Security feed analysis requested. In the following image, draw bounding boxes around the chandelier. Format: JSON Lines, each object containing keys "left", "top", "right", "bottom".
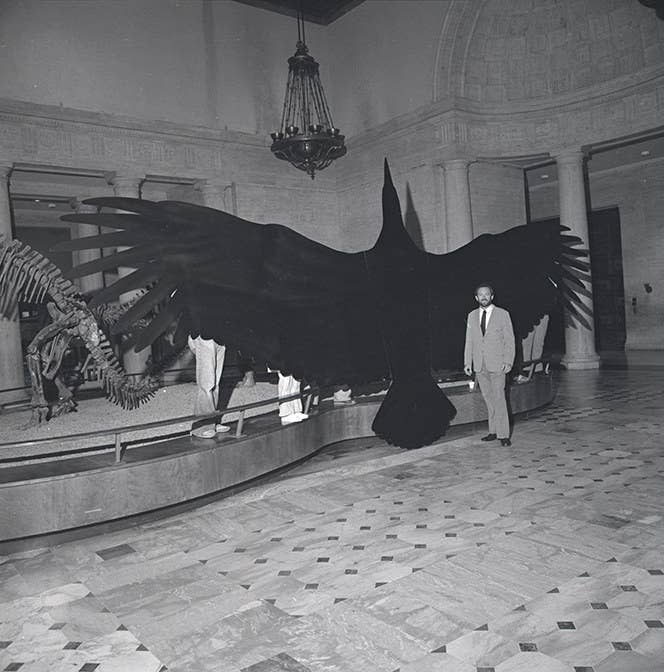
{"left": 270, "top": 7, "right": 346, "bottom": 179}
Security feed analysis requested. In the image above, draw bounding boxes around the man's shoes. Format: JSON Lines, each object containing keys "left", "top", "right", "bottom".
{"left": 500, "top": 438, "right": 511, "bottom": 447}
{"left": 191, "top": 425, "right": 216, "bottom": 439}
{"left": 481, "top": 433, "right": 497, "bottom": 442}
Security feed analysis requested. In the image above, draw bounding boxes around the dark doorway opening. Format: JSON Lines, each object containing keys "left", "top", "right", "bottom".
{"left": 532, "top": 207, "right": 626, "bottom": 356}
{"left": 588, "top": 207, "right": 626, "bottom": 352}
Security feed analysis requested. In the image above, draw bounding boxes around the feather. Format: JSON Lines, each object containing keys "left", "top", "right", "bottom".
{"left": 172, "top": 313, "right": 190, "bottom": 349}
{"left": 64, "top": 246, "right": 154, "bottom": 279}
{"left": 51, "top": 230, "right": 136, "bottom": 252}
{"left": 559, "top": 265, "right": 588, "bottom": 289}
{"left": 60, "top": 212, "right": 155, "bottom": 231}
{"left": 560, "top": 246, "right": 589, "bottom": 258}
{"left": 88, "top": 266, "right": 163, "bottom": 307}
{"left": 560, "top": 255, "right": 591, "bottom": 272}
{"left": 562, "top": 300, "right": 593, "bottom": 330}
{"left": 560, "top": 233, "right": 584, "bottom": 245}
{"left": 83, "top": 197, "right": 199, "bottom": 227}
{"left": 566, "top": 294, "right": 594, "bottom": 317}
{"left": 158, "top": 201, "right": 257, "bottom": 230}
{"left": 132, "top": 293, "right": 187, "bottom": 352}
{"left": 111, "top": 279, "right": 178, "bottom": 334}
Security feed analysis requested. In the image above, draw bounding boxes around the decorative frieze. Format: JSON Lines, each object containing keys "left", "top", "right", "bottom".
{"left": 348, "top": 68, "right": 664, "bottom": 169}
{"left": 439, "top": 119, "right": 468, "bottom": 146}
{"left": 0, "top": 99, "right": 277, "bottom": 184}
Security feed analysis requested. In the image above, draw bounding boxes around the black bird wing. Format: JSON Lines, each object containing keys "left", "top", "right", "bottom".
{"left": 426, "top": 223, "right": 591, "bottom": 372}
{"left": 55, "top": 199, "right": 389, "bottom": 387}
{"left": 53, "top": 162, "right": 590, "bottom": 450}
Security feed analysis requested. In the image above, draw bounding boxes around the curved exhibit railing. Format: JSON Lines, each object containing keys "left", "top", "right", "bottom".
{"left": 0, "top": 371, "right": 554, "bottom": 545}
{"left": 1, "top": 389, "right": 311, "bottom": 465}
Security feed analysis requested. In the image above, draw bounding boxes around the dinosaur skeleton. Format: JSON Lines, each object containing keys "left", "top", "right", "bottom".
{"left": 0, "top": 238, "right": 158, "bottom": 424}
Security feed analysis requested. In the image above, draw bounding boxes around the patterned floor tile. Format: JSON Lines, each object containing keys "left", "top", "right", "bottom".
{"left": 2, "top": 369, "right": 664, "bottom": 671}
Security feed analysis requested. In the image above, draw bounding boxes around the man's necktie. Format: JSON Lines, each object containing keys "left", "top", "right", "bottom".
{"left": 481, "top": 309, "right": 487, "bottom": 336}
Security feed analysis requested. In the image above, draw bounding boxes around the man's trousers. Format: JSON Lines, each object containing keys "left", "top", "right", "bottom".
{"left": 277, "top": 372, "right": 302, "bottom": 418}
{"left": 188, "top": 335, "right": 226, "bottom": 416}
{"left": 476, "top": 369, "right": 510, "bottom": 439}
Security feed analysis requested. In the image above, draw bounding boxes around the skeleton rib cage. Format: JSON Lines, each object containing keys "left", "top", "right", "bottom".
{"left": 0, "top": 238, "right": 157, "bottom": 410}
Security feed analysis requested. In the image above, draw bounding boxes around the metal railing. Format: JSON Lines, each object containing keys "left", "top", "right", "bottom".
{"left": 0, "top": 388, "right": 318, "bottom": 465}
{"left": 515, "top": 357, "right": 551, "bottom": 382}
{"left": 0, "top": 366, "right": 550, "bottom": 467}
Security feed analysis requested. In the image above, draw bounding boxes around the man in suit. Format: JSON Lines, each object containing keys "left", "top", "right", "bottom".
{"left": 464, "top": 283, "right": 515, "bottom": 446}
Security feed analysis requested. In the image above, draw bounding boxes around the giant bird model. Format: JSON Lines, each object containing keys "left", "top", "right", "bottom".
{"left": 53, "top": 161, "right": 590, "bottom": 449}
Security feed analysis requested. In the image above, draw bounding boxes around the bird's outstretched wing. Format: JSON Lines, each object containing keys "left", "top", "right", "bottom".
{"left": 53, "top": 162, "right": 590, "bottom": 451}
{"left": 426, "top": 223, "right": 590, "bottom": 372}
{"left": 55, "top": 199, "right": 389, "bottom": 387}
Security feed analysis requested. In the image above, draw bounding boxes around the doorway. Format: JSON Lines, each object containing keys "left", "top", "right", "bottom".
{"left": 587, "top": 207, "right": 626, "bottom": 352}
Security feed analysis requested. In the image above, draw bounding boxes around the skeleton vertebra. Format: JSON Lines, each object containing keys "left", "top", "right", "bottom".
{"left": 0, "top": 239, "right": 157, "bottom": 423}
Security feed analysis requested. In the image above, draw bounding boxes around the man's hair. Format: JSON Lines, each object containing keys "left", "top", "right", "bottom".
{"left": 474, "top": 282, "right": 494, "bottom": 295}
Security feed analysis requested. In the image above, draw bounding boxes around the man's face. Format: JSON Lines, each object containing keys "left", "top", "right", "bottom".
{"left": 475, "top": 287, "right": 493, "bottom": 307}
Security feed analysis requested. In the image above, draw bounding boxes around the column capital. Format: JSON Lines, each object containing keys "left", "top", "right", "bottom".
{"left": 0, "top": 164, "right": 13, "bottom": 181}
{"left": 442, "top": 158, "right": 472, "bottom": 172}
{"left": 195, "top": 179, "right": 231, "bottom": 210}
{"left": 435, "top": 150, "right": 475, "bottom": 167}
{"left": 69, "top": 197, "right": 99, "bottom": 213}
{"left": 552, "top": 148, "right": 588, "bottom": 164}
{"left": 105, "top": 173, "right": 144, "bottom": 195}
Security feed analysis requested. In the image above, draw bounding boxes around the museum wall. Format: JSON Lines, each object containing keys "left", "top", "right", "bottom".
{"left": 324, "top": 0, "right": 446, "bottom": 137}
{"left": 335, "top": 157, "right": 444, "bottom": 254}
{"left": 0, "top": 0, "right": 331, "bottom": 136}
{"left": 1, "top": 0, "right": 663, "bottom": 337}
{"left": 3, "top": 1, "right": 663, "bottom": 224}
{"left": 332, "top": 157, "right": 527, "bottom": 255}
{"left": 469, "top": 163, "right": 527, "bottom": 237}
{"left": 9, "top": 0, "right": 660, "bottom": 142}
{"left": 1, "top": 0, "right": 340, "bottom": 241}
{"left": 528, "top": 158, "right": 664, "bottom": 350}
{"left": 328, "top": 0, "right": 664, "bottom": 131}
{"left": 330, "top": 0, "right": 664, "bottom": 256}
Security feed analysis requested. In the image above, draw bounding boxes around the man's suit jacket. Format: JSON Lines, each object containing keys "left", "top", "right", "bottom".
{"left": 464, "top": 306, "right": 515, "bottom": 373}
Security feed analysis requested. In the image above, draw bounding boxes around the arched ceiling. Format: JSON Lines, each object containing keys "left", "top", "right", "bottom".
{"left": 435, "top": 0, "right": 664, "bottom": 107}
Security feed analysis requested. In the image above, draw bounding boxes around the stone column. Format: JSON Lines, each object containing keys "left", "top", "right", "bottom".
{"left": 70, "top": 199, "right": 104, "bottom": 295}
{"left": 442, "top": 159, "right": 474, "bottom": 251}
{"left": 108, "top": 175, "right": 149, "bottom": 375}
{"left": 556, "top": 150, "right": 600, "bottom": 369}
{"left": 0, "top": 165, "right": 28, "bottom": 404}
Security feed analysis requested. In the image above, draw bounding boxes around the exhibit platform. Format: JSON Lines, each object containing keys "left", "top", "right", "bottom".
{"left": 0, "top": 374, "right": 554, "bottom": 545}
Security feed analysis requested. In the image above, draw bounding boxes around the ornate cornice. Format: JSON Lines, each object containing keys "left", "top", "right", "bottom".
{"left": 343, "top": 64, "right": 664, "bottom": 176}
{"left": 0, "top": 98, "right": 268, "bottom": 147}
{"left": 0, "top": 98, "right": 340, "bottom": 190}
{"left": 2, "top": 57, "right": 663, "bottom": 192}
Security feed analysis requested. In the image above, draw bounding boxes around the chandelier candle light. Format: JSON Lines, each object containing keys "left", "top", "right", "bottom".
{"left": 270, "top": 7, "right": 346, "bottom": 179}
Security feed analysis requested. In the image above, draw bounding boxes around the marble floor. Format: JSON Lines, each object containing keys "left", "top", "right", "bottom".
{"left": 1, "top": 368, "right": 664, "bottom": 672}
